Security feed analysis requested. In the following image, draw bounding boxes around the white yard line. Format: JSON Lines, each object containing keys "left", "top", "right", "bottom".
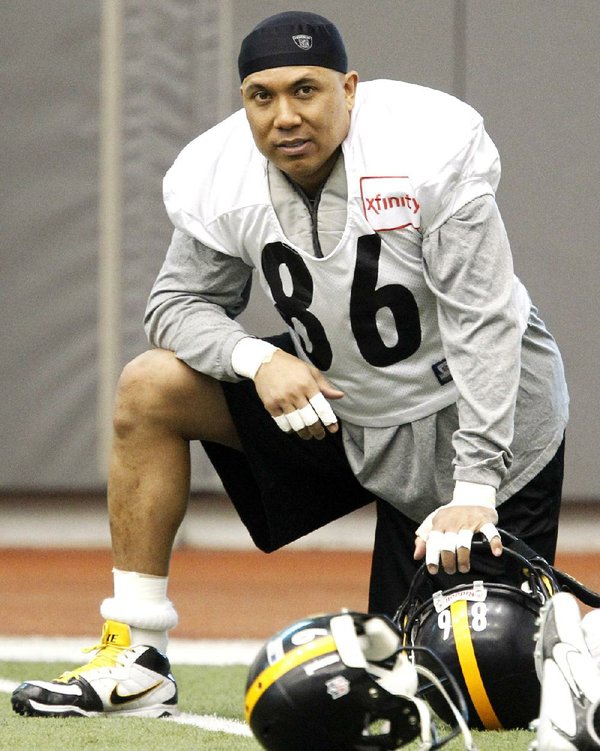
{"left": 167, "top": 712, "right": 252, "bottom": 736}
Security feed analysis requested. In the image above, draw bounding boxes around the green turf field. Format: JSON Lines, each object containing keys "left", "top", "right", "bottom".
{"left": 0, "top": 660, "right": 536, "bottom": 750}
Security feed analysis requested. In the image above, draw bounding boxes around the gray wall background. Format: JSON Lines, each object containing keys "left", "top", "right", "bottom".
{"left": 2, "top": 1, "right": 599, "bottom": 498}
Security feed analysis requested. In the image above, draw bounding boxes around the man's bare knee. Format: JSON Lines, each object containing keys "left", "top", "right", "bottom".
{"left": 113, "top": 349, "right": 241, "bottom": 448}
{"left": 114, "top": 350, "right": 184, "bottom": 425}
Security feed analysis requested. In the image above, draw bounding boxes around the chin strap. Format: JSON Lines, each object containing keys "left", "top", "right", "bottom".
{"left": 500, "top": 531, "right": 600, "bottom": 608}
{"left": 552, "top": 568, "right": 600, "bottom": 608}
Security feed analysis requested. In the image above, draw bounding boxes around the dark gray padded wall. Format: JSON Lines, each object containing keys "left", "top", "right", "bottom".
{"left": 1, "top": 2, "right": 100, "bottom": 487}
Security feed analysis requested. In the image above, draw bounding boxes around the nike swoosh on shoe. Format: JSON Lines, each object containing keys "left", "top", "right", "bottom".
{"left": 110, "top": 681, "right": 163, "bottom": 706}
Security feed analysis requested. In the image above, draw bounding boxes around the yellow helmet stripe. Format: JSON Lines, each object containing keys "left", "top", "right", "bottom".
{"left": 450, "top": 600, "right": 502, "bottom": 730}
{"left": 244, "top": 635, "right": 338, "bottom": 722}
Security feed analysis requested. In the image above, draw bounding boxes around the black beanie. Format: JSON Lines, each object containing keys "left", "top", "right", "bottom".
{"left": 238, "top": 11, "right": 348, "bottom": 82}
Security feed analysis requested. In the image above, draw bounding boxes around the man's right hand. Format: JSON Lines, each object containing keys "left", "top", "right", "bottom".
{"left": 253, "top": 349, "right": 344, "bottom": 440}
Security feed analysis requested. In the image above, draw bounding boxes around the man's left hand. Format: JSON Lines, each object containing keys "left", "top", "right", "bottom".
{"left": 414, "top": 504, "right": 502, "bottom": 575}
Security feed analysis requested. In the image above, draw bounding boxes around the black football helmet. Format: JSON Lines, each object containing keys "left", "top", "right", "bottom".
{"left": 395, "top": 530, "right": 561, "bottom": 731}
{"left": 244, "top": 610, "right": 475, "bottom": 751}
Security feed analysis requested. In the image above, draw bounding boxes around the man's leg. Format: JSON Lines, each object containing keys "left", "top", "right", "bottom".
{"left": 12, "top": 348, "right": 239, "bottom": 718}
{"left": 368, "top": 501, "right": 420, "bottom": 617}
{"left": 98, "top": 348, "right": 243, "bottom": 648}
{"left": 107, "top": 348, "right": 241, "bottom": 575}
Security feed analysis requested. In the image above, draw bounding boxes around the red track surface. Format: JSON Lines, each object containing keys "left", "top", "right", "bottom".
{"left": 2, "top": 548, "right": 599, "bottom": 640}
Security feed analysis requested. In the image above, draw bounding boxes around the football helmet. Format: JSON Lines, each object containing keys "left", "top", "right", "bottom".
{"left": 244, "top": 610, "right": 475, "bottom": 751}
{"left": 395, "top": 530, "right": 560, "bottom": 731}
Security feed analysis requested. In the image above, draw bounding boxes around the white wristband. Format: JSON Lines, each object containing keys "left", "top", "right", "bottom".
{"left": 450, "top": 481, "right": 496, "bottom": 509}
{"left": 231, "top": 337, "right": 279, "bottom": 380}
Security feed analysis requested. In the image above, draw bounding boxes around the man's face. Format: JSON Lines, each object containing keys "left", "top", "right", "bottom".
{"left": 241, "top": 66, "right": 358, "bottom": 195}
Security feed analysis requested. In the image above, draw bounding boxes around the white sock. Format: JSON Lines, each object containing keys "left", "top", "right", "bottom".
{"left": 100, "top": 569, "right": 178, "bottom": 655}
{"left": 113, "top": 568, "right": 169, "bottom": 602}
{"left": 128, "top": 626, "right": 168, "bottom": 656}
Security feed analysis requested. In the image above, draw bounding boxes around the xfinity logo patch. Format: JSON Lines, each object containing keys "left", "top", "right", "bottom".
{"left": 292, "top": 34, "right": 312, "bottom": 49}
{"left": 360, "top": 175, "right": 420, "bottom": 231}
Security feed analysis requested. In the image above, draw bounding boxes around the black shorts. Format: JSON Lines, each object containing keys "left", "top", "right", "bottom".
{"left": 201, "top": 333, "right": 565, "bottom": 617}
{"left": 201, "top": 334, "right": 375, "bottom": 553}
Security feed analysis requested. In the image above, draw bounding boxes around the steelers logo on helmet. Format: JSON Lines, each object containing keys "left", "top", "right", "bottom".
{"left": 244, "top": 610, "right": 475, "bottom": 751}
{"left": 394, "top": 529, "right": 561, "bottom": 731}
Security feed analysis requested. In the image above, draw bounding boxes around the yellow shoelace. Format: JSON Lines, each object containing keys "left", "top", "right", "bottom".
{"left": 56, "top": 640, "right": 128, "bottom": 683}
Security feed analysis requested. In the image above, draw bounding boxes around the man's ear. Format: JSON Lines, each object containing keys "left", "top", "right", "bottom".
{"left": 344, "top": 70, "right": 359, "bottom": 110}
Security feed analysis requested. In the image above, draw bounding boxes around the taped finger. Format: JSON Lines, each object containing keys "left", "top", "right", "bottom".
{"left": 309, "top": 393, "right": 338, "bottom": 426}
{"left": 479, "top": 522, "right": 500, "bottom": 542}
{"left": 441, "top": 532, "right": 458, "bottom": 553}
{"left": 285, "top": 410, "right": 306, "bottom": 432}
{"left": 297, "top": 403, "right": 320, "bottom": 426}
{"left": 426, "top": 530, "right": 444, "bottom": 569}
{"left": 457, "top": 529, "right": 473, "bottom": 550}
{"left": 272, "top": 414, "right": 292, "bottom": 432}
{"left": 415, "top": 510, "right": 436, "bottom": 542}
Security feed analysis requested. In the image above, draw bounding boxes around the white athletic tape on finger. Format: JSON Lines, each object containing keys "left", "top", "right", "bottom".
{"left": 273, "top": 414, "right": 293, "bottom": 432}
{"left": 479, "top": 522, "right": 500, "bottom": 542}
{"left": 298, "top": 404, "right": 320, "bottom": 426}
{"left": 309, "top": 393, "right": 337, "bottom": 426}
{"left": 415, "top": 510, "right": 436, "bottom": 542}
{"left": 426, "top": 531, "right": 443, "bottom": 568}
{"left": 441, "top": 532, "right": 458, "bottom": 553}
{"left": 457, "top": 529, "right": 473, "bottom": 550}
{"left": 286, "top": 410, "right": 306, "bottom": 432}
